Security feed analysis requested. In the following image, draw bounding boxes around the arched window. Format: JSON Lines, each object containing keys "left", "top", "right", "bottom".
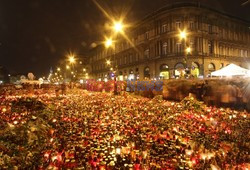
{"left": 174, "top": 63, "right": 185, "bottom": 78}
{"left": 162, "top": 42, "right": 168, "bottom": 55}
{"left": 128, "top": 69, "right": 134, "bottom": 80}
{"left": 175, "top": 63, "right": 185, "bottom": 70}
{"left": 144, "top": 67, "right": 150, "bottom": 79}
{"left": 135, "top": 68, "right": 139, "bottom": 80}
{"left": 208, "top": 63, "right": 216, "bottom": 71}
{"left": 191, "top": 62, "right": 200, "bottom": 77}
{"left": 160, "top": 64, "right": 169, "bottom": 79}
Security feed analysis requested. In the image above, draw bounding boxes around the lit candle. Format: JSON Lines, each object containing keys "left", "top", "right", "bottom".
{"left": 116, "top": 148, "right": 121, "bottom": 155}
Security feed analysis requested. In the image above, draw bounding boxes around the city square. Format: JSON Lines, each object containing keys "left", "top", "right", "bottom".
{"left": 1, "top": 0, "right": 250, "bottom": 169}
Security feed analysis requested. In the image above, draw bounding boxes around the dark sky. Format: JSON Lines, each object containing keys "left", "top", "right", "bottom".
{"left": 0, "top": 0, "right": 249, "bottom": 77}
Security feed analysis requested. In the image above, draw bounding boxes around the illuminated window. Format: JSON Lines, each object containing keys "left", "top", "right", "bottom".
{"left": 144, "top": 49, "right": 150, "bottom": 58}
{"left": 162, "top": 42, "right": 168, "bottom": 55}
{"left": 162, "top": 24, "right": 168, "bottom": 33}
{"left": 160, "top": 64, "right": 169, "bottom": 79}
{"left": 144, "top": 67, "right": 150, "bottom": 79}
{"left": 208, "top": 63, "right": 216, "bottom": 71}
{"left": 240, "top": 50, "right": 244, "bottom": 57}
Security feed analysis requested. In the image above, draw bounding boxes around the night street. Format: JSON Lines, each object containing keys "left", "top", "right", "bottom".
{"left": 1, "top": 0, "right": 250, "bottom": 169}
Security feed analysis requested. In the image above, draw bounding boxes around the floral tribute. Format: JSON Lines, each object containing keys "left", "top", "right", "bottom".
{"left": 0, "top": 89, "right": 249, "bottom": 169}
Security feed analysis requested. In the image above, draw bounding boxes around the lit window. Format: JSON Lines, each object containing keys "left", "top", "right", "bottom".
{"left": 162, "top": 42, "right": 168, "bottom": 55}
{"left": 208, "top": 63, "right": 216, "bottom": 71}
{"left": 144, "top": 49, "right": 150, "bottom": 58}
{"left": 162, "top": 24, "right": 168, "bottom": 33}
{"left": 240, "top": 50, "right": 244, "bottom": 57}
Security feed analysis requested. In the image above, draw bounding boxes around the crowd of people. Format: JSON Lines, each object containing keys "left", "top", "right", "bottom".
{"left": 0, "top": 88, "right": 249, "bottom": 169}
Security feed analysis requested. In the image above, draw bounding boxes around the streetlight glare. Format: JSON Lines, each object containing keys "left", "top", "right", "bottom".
{"left": 57, "top": 67, "right": 61, "bottom": 72}
{"left": 66, "top": 65, "right": 70, "bottom": 70}
{"left": 179, "top": 30, "right": 187, "bottom": 39}
{"left": 105, "top": 38, "right": 113, "bottom": 48}
{"left": 69, "top": 56, "right": 76, "bottom": 64}
{"left": 106, "top": 60, "right": 111, "bottom": 65}
{"left": 113, "top": 21, "right": 124, "bottom": 33}
{"left": 186, "top": 47, "right": 192, "bottom": 54}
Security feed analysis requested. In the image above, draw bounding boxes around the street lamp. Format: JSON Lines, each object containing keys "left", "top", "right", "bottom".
{"left": 102, "top": 20, "right": 126, "bottom": 95}
{"left": 113, "top": 21, "right": 124, "bottom": 33}
{"left": 57, "top": 67, "right": 61, "bottom": 72}
{"left": 186, "top": 47, "right": 192, "bottom": 54}
{"left": 106, "top": 59, "right": 111, "bottom": 66}
{"left": 69, "top": 56, "right": 76, "bottom": 64}
{"left": 66, "top": 65, "right": 70, "bottom": 70}
{"left": 179, "top": 30, "right": 189, "bottom": 78}
{"left": 105, "top": 38, "right": 113, "bottom": 48}
{"left": 179, "top": 30, "right": 187, "bottom": 40}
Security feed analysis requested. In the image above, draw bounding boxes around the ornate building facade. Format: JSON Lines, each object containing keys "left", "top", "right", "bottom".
{"left": 89, "top": 3, "right": 250, "bottom": 80}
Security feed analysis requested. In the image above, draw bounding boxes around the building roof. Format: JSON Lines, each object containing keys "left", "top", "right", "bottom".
{"left": 139, "top": 2, "right": 250, "bottom": 25}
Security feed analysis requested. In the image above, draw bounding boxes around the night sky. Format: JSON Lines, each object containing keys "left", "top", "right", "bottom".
{"left": 0, "top": 0, "right": 249, "bottom": 77}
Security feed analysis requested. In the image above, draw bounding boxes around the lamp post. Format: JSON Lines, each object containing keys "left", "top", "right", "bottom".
{"left": 105, "top": 48, "right": 118, "bottom": 95}
{"left": 68, "top": 55, "right": 76, "bottom": 82}
{"left": 103, "top": 20, "right": 125, "bottom": 95}
{"left": 179, "top": 30, "right": 192, "bottom": 78}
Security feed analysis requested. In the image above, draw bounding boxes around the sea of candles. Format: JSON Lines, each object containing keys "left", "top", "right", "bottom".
{"left": 0, "top": 88, "right": 249, "bottom": 169}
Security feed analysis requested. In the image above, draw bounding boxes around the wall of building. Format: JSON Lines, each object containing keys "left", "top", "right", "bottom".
{"left": 89, "top": 3, "right": 250, "bottom": 80}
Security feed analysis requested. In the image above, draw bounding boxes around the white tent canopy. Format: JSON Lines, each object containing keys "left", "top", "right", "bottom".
{"left": 211, "top": 64, "right": 250, "bottom": 77}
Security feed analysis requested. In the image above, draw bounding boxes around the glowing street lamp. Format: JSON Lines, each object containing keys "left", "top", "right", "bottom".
{"left": 186, "top": 47, "right": 192, "bottom": 54}
{"left": 69, "top": 56, "right": 76, "bottom": 64}
{"left": 105, "top": 38, "right": 113, "bottom": 48}
{"left": 106, "top": 60, "right": 111, "bottom": 65}
{"left": 57, "top": 67, "right": 61, "bottom": 72}
{"left": 113, "top": 21, "right": 124, "bottom": 33}
{"left": 66, "top": 65, "right": 70, "bottom": 70}
{"left": 179, "top": 30, "right": 187, "bottom": 40}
